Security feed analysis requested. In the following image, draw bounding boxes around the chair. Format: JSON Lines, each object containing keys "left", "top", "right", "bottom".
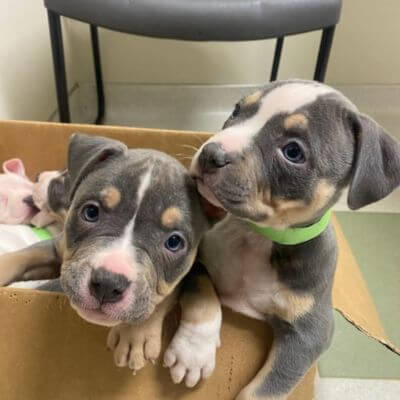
{"left": 44, "top": 0, "right": 342, "bottom": 124}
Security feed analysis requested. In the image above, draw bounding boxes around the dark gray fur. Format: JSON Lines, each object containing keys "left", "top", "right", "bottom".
{"left": 194, "top": 79, "right": 400, "bottom": 398}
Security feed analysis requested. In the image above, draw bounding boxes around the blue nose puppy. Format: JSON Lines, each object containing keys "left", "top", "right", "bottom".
{"left": 164, "top": 80, "right": 400, "bottom": 399}
{"left": 0, "top": 133, "right": 214, "bottom": 376}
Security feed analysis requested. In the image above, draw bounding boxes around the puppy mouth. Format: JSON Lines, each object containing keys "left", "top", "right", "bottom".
{"left": 64, "top": 280, "right": 128, "bottom": 327}
{"left": 71, "top": 304, "right": 120, "bottom": 327}
{"left": 62, "top": 266, "right": 151, "bottom": 327}
{"left": 196, "top": 174, "right": 248, "bottom": 210}
{"left": 195, "top": 177, "right": 228, "bottom": 221}
{"left": 196, "top": 178, "right": 225, "bottom": 209}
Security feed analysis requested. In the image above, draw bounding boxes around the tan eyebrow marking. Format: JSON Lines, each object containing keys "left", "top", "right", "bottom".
{"left": 100, "top": 186, "right": 121, "bottom": 209}
{"left": 161, "top": 206, "right": 183, "bottom": 228}
{"left": 284, "top": 113, "right": 309, "bottom": 130}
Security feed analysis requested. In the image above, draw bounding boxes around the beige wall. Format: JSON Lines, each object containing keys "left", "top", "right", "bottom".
{"left": 0, "top": 0, "right": 399, "bottom": 120}
{"left": 66, "top": 0, "right": 400, "bottom": 86}
{"left": 0, "top": 0, "right": 75, "bottom": 121}
{"left": 327, "top": 0, "right": 400, "bottom": 84}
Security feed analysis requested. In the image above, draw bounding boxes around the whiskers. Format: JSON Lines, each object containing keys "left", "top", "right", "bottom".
{"left": 180, "top": 144, "right": 200, "bottom": 153}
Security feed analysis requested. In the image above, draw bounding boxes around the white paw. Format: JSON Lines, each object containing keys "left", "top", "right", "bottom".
{"left": 163, "top": 314, "right": 221, "bottom": 388}
{"left": 107, "top": 323, "right": 162, "bottom": 374}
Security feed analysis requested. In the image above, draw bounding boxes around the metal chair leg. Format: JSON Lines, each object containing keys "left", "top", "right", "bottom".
{"left": 90, "top": 25, "right": 105, "bottom": 125}
{"left": 314, "top": 25, "right": 336, "bottom": 82}
{"left": 270, "top": 37, "right": 284, "bottom": 81}
{"left": 47, "top": 10, "right": 70, "bottom": 123}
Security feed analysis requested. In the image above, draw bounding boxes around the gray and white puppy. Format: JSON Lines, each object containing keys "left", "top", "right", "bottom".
{"left": 163, "top": 80, "right": 400, "bottom": 399}
{"left": 0, "top": 133, "right": 214, "bottom": 374}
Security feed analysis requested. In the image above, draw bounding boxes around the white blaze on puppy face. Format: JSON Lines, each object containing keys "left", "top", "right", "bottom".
{"left": 92, "top": 167, "right": 154, "bottom": 281}
{"left": 202, "top": 83, "right": 340, "bottom": 158}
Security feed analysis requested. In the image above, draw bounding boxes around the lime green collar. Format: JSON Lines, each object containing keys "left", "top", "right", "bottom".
{"left": 248, "top": 210, "right": 332, "bottom": 245}
{"left": 31, "top": 226, "right": 53, "bottom": 241}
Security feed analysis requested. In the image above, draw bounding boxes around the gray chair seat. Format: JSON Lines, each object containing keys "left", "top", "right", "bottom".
{"left": 45, "top": 0, "right": 342, "bottom": 41}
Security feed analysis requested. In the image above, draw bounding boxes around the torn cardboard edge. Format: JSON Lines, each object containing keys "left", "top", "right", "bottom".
{"left": 331, "top": 216, "right": 399, "bottom": 357}
{"left": 335, "top": 308, "right": 400, "bottom": 355}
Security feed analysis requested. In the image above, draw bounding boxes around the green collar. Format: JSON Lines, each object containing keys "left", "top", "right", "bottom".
{"left": 31, "top": 227, "right": 53, "bottom": 241}
{"left": 248, "top": 210, "right": 332, "bottom": 245}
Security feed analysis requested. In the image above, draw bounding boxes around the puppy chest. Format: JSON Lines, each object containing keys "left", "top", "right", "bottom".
{"left": 201, "top": 219, "right": 281, "bottom": 320}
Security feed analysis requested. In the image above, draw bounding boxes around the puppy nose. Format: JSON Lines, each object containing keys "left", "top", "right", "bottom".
{"left": 89, "top": 267, "right": 130, "bottom": 304}
{"left": 199, "top": 142, "right": 231, "bottom": 173}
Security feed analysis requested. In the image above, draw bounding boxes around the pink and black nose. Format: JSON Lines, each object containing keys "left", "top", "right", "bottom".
{"left": 89, "top": 268, "right": 130, "bottom": 304}
{"left": 198, "top": 142, "right": 232, "bottom": 174}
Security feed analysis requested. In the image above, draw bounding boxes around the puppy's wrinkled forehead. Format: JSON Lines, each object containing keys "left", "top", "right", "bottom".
{"left": 72, "top": 149, "right": 196, "bottom": 233}
{"left": 219, "top": 80, "right": 355, "bottom": 151}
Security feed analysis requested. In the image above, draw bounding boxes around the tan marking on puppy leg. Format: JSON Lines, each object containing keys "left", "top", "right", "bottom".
{"left": 283, "top": 113, "right": 309, "bottom": 130}
{"left": 161, "top": 206, "right": 183, "bottom": 228}
{"left": 244, "top": 90, "right": 264, "bottom": 106}
{"left": 181, "top": 274, "right": 221, "bottom": 324}
{"left": 100, "top": 186, "right": 121, "bottom": 209}
{"left": 273, "top": 288, "right": 315, "bottom": 323}
{"left": 263, "top": 179, "right": 335, "bottom": 228}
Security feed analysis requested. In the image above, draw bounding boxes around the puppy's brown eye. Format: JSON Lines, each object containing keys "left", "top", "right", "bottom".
{"left": 282, "top": 142, "right": 305, "bottom": 164}
{"left": 232, "top": 103, "right": 240, "bottom": 117}
{"left": 82, "top": 203, "right": 99, "bottom": 223}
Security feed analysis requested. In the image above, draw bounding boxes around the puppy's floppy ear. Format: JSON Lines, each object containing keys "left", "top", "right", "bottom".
{"left": 68, "top": 133, "right": 128, "bottom": 200}
{"left": 347, "top": 112, "right": 400, "bottom": 210}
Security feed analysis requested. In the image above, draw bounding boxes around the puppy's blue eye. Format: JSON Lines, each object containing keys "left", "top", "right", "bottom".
{"left": 165, "top": 234, "right": 184, "bottom": 252}
{"left": 82, "top": 204, "right": 99, "bottom": 222}
{"left": 282, "top": 142, "right": 305, "bottom": 164}
{"left": 232, "top": 103, "right": 240, "bottom": 117}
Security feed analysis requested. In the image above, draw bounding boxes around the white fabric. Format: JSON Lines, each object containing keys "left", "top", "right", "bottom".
{"left": 0, "top": 224, "right": 40, "bottom": 254}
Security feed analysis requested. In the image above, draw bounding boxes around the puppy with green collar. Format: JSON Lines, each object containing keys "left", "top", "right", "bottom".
{"left": 165, "top": 80, "right": 400, "bottom": 399}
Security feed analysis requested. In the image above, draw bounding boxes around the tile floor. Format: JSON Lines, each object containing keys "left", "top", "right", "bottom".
{"left": 57, "top": 83, "right": 400, "bottom": 399}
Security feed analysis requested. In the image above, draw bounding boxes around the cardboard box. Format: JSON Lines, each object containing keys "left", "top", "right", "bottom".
{"left": 0, "top": 120, "right": 397, "bottom": 400}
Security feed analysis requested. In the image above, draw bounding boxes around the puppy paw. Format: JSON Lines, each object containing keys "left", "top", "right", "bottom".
{"left": 163, "top": 316, "right": 221, "bottom": 388}
{"left": 107, "top": 322, "right": 162, "bottom": 374}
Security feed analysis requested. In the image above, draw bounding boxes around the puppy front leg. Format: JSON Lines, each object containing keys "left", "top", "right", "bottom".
{"left": 237, "top": 310, "right": 333, "bottom": 400}
{"left": 107, "top": 291, "right": 177, "bottom": 374}
{"left": 0, "top": 239, "right": 61, "bottom": 286}
{"left": 164, "top": 263, "right": 222, "bottom": 388}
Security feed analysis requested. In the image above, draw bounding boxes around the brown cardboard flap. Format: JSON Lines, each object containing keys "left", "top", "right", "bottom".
{"left": 332, "top": 216, "right": 400, "bottom": 355}
{"left": 0, "top": 120, "right": 209, "bottom": 176}
{"left": 0, "top": 288, "right": 315, "bottom": 400}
